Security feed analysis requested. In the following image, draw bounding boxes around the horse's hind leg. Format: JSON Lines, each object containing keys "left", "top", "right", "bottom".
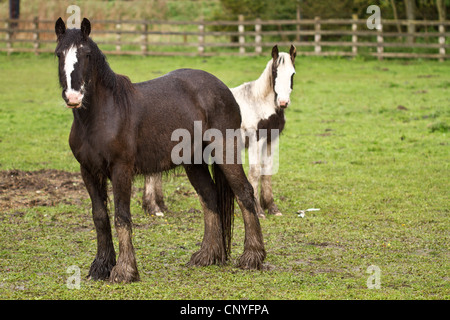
{"left": 218, "top": 163, "right": 266, "bottom": 269}
{"left": 247, "top": 133, "right": 266, "bottom": 219}
{"left": 260, "top": 175, "right": 282, "bottom": 216}
{"left": 248, "top": 164, "right": 265, "bottom": 219}
{"left": 109, "top": 164, "right": 140, "bottom": 283}
{"left": 142, "top": 173, "right": 167, "bottom": 216}
{"left": 81, "top": 166, "right": 116, "bottom": 280}
{"left": 184, "top": 164, "right": 227, "bottom": 266}
{"left": 259, "top": 141, "right": 282, "bottom": 216}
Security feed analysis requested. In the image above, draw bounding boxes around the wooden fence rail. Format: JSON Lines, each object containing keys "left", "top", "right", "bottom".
{"left": 0, "top": 16, "right": 448, "bottom": 60}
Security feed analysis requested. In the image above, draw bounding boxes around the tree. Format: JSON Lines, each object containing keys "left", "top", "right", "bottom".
{"left": 390, "top": 0, "right": 402, "bottom": 34}
{"left": 218, "top": 0, "right": 269, "bottom": 19}
{"left": 404, "top": 0, "right": 416, "bottom": 43}
{"left": 436, "top": 0, "right": 447, "bottom": 21}
{"left": 9, "top": 0, "right": 20, "bottom": 28}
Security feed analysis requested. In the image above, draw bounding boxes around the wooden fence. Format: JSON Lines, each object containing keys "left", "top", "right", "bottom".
{"left": 0, "top": 16, "right": 449, "bottom": 60}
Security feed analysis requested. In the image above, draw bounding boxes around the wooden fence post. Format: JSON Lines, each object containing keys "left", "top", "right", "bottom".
{"left": 377, "top": 22, "right": 384, "bottom": 60}
{"left": 116, "top": 21, "right": 121, "bottom": 53}
{"left": 351, "top": 14, "right": 358, "bottom": 56}
{"left": 238, "top": 14, "right": 245, "bottom": 55}
{"left": 296, "top": 3, "right": 301, "bottom": 42}
{"left": 314, "top": 16, "right": 321, "bottom": 54}
{"left": 438, "top": 23, "right": 446, "bottom": 62}
{"left": 406, "top": 20, "right": 415, "bottom": 44}
{"left": 255, "top": 18, "right": 262, "bottom": 54}
{"left": 5, "top": 20, "right": 12, "bottom": 56}
{"left": 141, "top": 21, "right": 148, "bottom": 55}
{"left": 198, "top": 20, "right": 204, "bottom": 56}
{"left": 33, "top": 16, "right": 39, "bottom": 55}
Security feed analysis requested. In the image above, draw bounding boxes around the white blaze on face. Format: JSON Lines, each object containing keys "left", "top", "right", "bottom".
{"left": 64, "top": 45, "right": 83, "bottom": 107}
{"left": 274, "top": 55, "right": 295, "bottom": 107}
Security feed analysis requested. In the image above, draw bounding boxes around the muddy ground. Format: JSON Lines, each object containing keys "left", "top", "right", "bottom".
{"left": 0, "top": 170, "right": 88, "bottom": 212}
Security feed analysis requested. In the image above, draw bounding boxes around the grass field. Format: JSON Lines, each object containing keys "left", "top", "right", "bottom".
{"left": 0, "top": 51, "right": 448, "bottom": 300}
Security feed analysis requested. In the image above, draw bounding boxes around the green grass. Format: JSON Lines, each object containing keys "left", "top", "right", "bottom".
{"left": 0, "top": 52, "right": 449, "bottom": 300}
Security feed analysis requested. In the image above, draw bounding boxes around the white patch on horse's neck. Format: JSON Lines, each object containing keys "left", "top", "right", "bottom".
{"left": 64, "top": 45, "right": 78, "bottom": 92}
{"left": 231, "top": 59, "right": 276, "bottom": 129}
{"left": 253, "top": 59, "right": 275, "bottom": 99}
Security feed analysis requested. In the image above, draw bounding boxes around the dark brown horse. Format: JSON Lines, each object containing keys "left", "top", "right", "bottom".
{"left": 55, "top": 17, "right": 265, "bottom": 283}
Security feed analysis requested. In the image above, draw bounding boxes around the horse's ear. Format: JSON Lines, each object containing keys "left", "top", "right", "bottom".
{"left": 289, "top": 45, "right": 297, "bottom": 63}
{"left": 81, "top": 18, "right": 91, "bottom": 40}
{"left": 55, "top": 17, "right": 66, "bottom": 39}
{"left": 271, "top": 45, "right": 279, "bottom": 61}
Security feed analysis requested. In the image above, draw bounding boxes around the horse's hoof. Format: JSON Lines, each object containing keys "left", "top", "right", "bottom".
{"left": 158, "top": 202, "right": 168, "bottom": 212}
{"left": 109, "top": 263, "right": 140, "bottom": 284}
{"left": 143, "top": 204, "right": 165, "bottom": 217}
{"left": 268, "top": 204, "right": 282, "bottom": 216}
{"left": 88, "top": 257, "right": 115, "bottom": 281}
{"left": 257, "top": 205, "right": 266, "bottom": 219}
{"left": 187, "top": 248, "right": 226, "bottom": 267}
{"left": 237, "top": 249, "right": 266, "bottom": 270}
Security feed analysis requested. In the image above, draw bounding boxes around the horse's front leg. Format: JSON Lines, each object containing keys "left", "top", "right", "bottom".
{"left": 109, "top": 165, "right": 140, "bottom": 283}
{"left": 81, "top": 166, "right": 116, "bottom": 280}
{"left": 142, "top": 173, "right": 167, "bottom": 216}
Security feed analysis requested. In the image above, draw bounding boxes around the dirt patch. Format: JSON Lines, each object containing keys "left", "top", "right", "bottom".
{"left": 0, "top": 169, "right": 88, "bottom": 211}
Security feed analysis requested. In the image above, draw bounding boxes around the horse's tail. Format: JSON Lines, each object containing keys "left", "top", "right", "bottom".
{"left": 212, "top": 163, "right": 235, "bottom": 259}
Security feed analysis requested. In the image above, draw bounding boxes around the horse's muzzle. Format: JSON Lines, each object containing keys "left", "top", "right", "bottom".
{"left": 65, "top": 91, "right": 84, "bottom": 109}
{"left": 277, "top": 98, "right": 290, "bottom": 109}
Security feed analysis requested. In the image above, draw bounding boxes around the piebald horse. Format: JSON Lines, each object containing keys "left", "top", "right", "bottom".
{"left": 143, "top": 45, "right": 296, "bottom": 219}
{"left": 55, "top": 17, "right": 265, "bottom": 283}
